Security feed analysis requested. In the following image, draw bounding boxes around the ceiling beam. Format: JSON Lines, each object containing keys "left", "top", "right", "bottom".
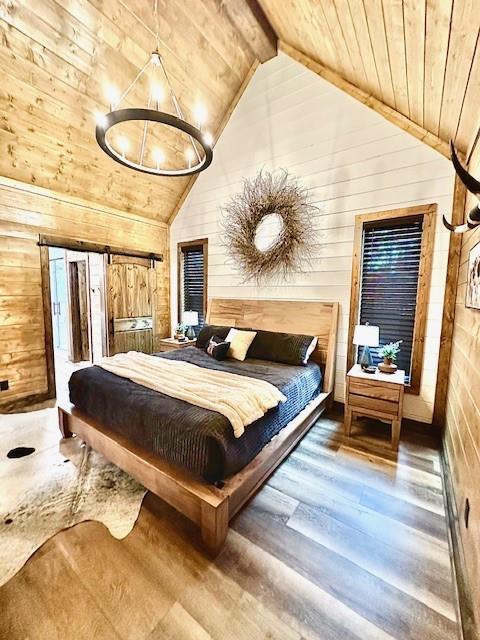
{"left": 221, "top": 0, "right": 277, "bottom": 63}
{"left": 168, "top": 60, "right": 260, "bottom": 226}
{"left": 280, "top": 41, "right": 450, "bottom": 159}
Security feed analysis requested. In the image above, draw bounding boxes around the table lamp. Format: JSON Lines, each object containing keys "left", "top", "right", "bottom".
{"left": 353, "top": 322, "right": 379, "bottom": 372}
{"left": 183, "top": 310, "right": 199, "bottom": 339}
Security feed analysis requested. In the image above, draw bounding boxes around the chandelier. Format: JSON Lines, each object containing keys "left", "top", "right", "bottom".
{"left": 94, "top": 0, "right": 213, "bottom": 177}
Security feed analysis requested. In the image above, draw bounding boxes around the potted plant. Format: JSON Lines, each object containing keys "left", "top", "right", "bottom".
{"left": 174, "top": 322, "right": 186, "bottom": 341}
{"left": 378, "top": 340, "right": 402, "bottom": 374}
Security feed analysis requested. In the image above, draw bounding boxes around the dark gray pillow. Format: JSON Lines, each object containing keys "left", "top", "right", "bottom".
{"left": 247, "top": 330, "right": 317, "bottom": 366}
{"left": 196, "top": 324, "right": 231, "bottom": 349}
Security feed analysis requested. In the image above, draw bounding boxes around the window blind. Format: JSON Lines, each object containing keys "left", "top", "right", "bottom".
{"left": 359, "top": 216, "right": 423, "bottom": 383}
{"left": 181, "top": 245, "right": 205, "bottom": 332}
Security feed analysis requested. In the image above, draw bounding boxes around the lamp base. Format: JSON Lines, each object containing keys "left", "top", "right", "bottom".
{"left": 361, "top": 365, "right": 377, "bottom": 374}
{"left": 186, "top": 326, "right": 196, "bottom": 340}
{"left": 359, "top": 345, "right": 373, "bottom": 370}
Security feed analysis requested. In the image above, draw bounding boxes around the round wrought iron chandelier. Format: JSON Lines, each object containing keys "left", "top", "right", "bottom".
{"left": 95, "top": 0, "right": 213, "bottom": 177}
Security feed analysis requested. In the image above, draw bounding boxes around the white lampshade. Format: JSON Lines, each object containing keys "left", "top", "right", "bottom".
{"left": 183, "top": 310, "right": 199, "bottom": 326}
{"left": 353, "top": 324, "right": 379, "bottom": 347}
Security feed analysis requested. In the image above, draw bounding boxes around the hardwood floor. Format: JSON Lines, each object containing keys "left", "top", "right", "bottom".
{"left": 0, "top": 412, "right": 461, "bottom": 640}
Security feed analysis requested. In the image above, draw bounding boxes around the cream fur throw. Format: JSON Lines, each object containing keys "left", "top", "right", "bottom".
{"left": 98, "top": 351, "right": 286, "bottom": 438}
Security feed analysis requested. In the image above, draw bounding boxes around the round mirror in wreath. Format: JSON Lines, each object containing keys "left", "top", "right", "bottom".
{"left": 221, "top": 170, "right": 318, "bottom": 282}
{"left": 254, "top": 213, "right": 284, "bottom": 252}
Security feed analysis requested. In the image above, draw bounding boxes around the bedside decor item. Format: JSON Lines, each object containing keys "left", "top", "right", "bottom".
{"left": 183, "top": 310, "right": 199, "bottom": 339}
{"left": 466, "top": 240, "right": 480, "bottom": 309}
{"left": 174, "top": 322, "right": 186, "bottom": 340}
{"left": 221, "top": 169, "right": 317, "bottom": 282}
{"left": 378, "top": 340, "right": 402, "bottom": 374}
{"left": 353, "top": 323, "right": 379, "bottom": 372}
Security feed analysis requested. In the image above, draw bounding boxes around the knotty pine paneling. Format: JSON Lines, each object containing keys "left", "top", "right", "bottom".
{"left": 444, "top": 141, "right": 480, "bottom": 634}
{"left": 171, "top": 53, "right": 455, "bottom": 423}
{"left": 0, "top": 177, "right": 169, "bottom": 410}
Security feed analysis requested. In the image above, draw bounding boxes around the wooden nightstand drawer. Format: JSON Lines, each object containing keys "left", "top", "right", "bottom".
{"left": 349, "top": 378, "right": 400, "bottom": 402}
{"left": 348, "top": 393, "right": 399, "bottom": 416}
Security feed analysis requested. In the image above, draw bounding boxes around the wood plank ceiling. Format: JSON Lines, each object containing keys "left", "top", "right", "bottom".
{"left": 0, "top": 0, "right": 262, "bottom": 223}
{"left": 2, "top": 0, "right": 480, "bottom": 225}
{"left": 258, "top": 0, "right": 480, "bottom": 160}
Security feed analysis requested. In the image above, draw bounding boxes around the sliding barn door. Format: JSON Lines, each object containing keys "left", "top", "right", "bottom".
{"left": 105, "top": 255, "right": 155, "bottom": 356}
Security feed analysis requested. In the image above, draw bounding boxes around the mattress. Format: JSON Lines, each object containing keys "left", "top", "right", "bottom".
{"left": 68, "top": 347, "right": 322, "bottom": 482}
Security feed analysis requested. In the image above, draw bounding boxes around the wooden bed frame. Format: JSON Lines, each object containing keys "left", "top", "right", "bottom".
{"left": 58, "top": 298, "right": 339, "bottom": 554}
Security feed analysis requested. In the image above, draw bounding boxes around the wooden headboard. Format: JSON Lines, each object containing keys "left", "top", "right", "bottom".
{"left": 206, "top": 298, "right": 339, "bottom": 395}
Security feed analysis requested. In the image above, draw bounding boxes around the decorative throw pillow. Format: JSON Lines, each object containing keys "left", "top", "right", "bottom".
{"left": 196, "top": 324, "right": 231, "bottom": 349}
{"left": 248, "top": 330, "right": 318, "bottom": 366}
{"left": 205, "top": 335, "right": 230, "bottom": 361}
{"left": 225, "top": 328, "right": 257, "bottom": 361}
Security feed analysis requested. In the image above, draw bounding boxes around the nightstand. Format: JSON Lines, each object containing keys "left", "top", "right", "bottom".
{"left": 157, "top": 337, "right": 196, "bottom": 352}
{"left": 345, "top": 364, "right": 405, "bottom": 450}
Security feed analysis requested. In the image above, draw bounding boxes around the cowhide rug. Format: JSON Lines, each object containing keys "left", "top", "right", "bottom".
{"left": 0, "top": 408, "right": 146, "bottom": 587}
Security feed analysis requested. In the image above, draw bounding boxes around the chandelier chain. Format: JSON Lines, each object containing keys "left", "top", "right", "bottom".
{"left": 154, "top": 0, "right": 161, "bottom": 52}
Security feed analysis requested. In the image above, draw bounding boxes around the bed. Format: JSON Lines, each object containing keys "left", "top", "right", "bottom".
{"left": 59, "top": 298, "right": 339, "bottom": 554}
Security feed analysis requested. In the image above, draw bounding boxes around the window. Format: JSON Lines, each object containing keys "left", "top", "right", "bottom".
{"left": 177, "top": 239, "right": 208, "bottom": 333}
{"left": 348, "top": 205, "right": 436, "bottom": 393}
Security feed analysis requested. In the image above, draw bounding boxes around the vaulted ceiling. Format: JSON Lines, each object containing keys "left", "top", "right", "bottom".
{"left": 258, "top": 0, "right": 480, "bottom": 159}
{"left": 1, "top": 0, "right": 479, "bottom": 226}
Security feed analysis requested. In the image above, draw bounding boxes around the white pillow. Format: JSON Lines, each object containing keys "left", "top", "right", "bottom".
{"left": 303, "top": 336, "right": 318, "bottom": 364}
{"left": 225, "top": 328, "right": 257, "bottom": 361}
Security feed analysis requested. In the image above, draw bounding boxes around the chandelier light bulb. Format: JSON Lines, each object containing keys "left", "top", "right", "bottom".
{"left": 203, "top": 131, "right": 213, "bottom": 147}
{"left": 193, "top": 103, "right": 207, "bottom": 127}
{"left": 152, "top": 148, "right": 165, "bottom": 167}
{"left": 94, "top": 111, "right": 108, "bottom": 128}
{"left": 105, "top": 84, "right": 119, "bottom": 110}
{"left": 151, "top": 84, "right": 164, "bottom": 106}
{"left": 185, "top": 147, "right": 195, "bottom": 167}
{"left": 117, "top": 136, "right": 130, "bottom": 157}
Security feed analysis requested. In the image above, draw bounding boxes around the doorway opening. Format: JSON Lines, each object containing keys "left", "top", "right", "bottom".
{"left": 43, "top": 244, "right": 159, "bottom": 406}
{"left": 48, "top": 248, "right": 106, "bottom": 403}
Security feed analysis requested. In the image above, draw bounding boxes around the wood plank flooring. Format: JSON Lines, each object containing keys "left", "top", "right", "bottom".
{"left": 0, "top": 411, "right": 461, "bottom": 640}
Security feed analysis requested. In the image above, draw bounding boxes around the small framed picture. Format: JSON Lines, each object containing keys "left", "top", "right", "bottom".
{"left": 466, "top": 240, "right": 480, "bottom": 310}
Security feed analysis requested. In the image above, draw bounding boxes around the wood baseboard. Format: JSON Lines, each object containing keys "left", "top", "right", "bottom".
{"left": 0, "top": 391, "right": 56, "bottom": 414}
{"left": 441, "top": 445, "right": 479, "bottom": 640}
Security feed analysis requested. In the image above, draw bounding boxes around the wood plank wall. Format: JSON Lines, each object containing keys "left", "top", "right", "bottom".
{"left": 0, "top": 177, "right": 169, "bottom": 410}
{"left": 444, "top": 141, "right": 480, "bottom": 633}
{"left": 170, "top": 53, "right": 455, "bottom": 423}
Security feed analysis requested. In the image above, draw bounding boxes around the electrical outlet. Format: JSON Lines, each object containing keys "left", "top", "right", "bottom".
{"left": 0, "top": 380, "right": 8, "bottom": 391}
{"left": 464, "top": 498, "right": 470, "bottom": 528}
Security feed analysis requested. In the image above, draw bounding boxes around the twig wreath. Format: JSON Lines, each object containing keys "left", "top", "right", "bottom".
{"left": 221, "top": 170, "right": 318, "bottom": 283}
